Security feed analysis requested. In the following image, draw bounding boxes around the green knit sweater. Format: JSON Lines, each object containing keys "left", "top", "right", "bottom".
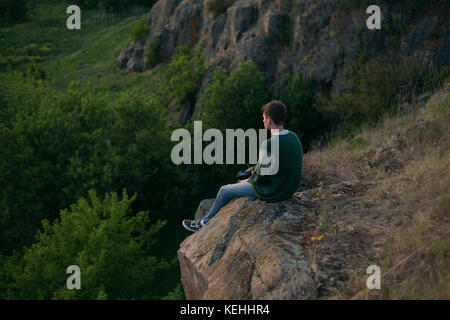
{"left": 248, "top": 131, "right": 303, "bottom": 202}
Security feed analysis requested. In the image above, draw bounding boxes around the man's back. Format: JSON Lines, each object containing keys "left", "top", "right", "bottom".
{"left": 248, "top": 131, "right": 303, "bottom": 202}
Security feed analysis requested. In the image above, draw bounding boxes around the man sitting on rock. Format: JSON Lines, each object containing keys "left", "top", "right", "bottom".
{"left": 182, "top": 100, "right": 303, "bottom": 232}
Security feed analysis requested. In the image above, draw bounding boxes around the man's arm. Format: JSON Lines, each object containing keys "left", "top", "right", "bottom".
{"left": 247, "top": 140, "right": 271, "bottom": 185}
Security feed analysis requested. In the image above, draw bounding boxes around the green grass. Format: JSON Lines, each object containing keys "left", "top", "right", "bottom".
{"left": 0, "top": 0, "right": 153, "bottom": 92}
{"left": 43, "top": 13, "right": 152, "bottom": 88}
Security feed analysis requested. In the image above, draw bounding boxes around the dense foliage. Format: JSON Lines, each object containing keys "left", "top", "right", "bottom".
{"left": 130, "top": 19, "right": 150, "bottom": 42}
{"left": 0, "top": 45, "right": 206, "bottom": 300}
{"left": 198, "top": 62, "right": 320, "bottom": 147}
{"left": 199, "top": 62, "right": 270, "bottom": 131}
{"left": 275, "top": 72, "right": 321, "bottom": 146}
{"left": 145, "top": 38, "right": 161, "bottom": 67}
{"left": 4, "top": 190, "right": 170, "bottom": 299}
{"left": 160, "top": 46, "right": 205, "bottom": 108}
{"left": 317, "top": 51, "right": 421, "bottom": 135}
{"left": 0, "top": 70, "right": 183, "bottom": 255}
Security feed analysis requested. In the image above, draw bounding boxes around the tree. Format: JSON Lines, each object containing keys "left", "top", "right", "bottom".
{"left": 198, "top": 61, "right": 270, "bottom": 131}
{"left": 11, "top": 189, "right": 171, "bottom": 299}
{"left": 275, "top": 72, "right": 320, "bottom": 147}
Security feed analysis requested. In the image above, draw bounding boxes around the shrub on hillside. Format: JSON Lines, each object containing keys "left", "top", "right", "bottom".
{"left": 190, "top": 61, "right": 270, "bottom": 190}
{"left": 198, "top": 61, "right": 270, "bottom": 131}
{"left": 130, "top": 19, "right": 150, "bottom": 42}
{"left": 317, "top": 51, "right": 421, "bottom": 135}
{"left": 423, "top": 65, "right": 450, "bottom": 92}
{"left": 159, "top": 46, "right": 205, "bottom": 107}
{"left": 145, "top": 37, "right": 161, "bottom": 67}
{"left": 275, "top": 72, "right": 320, "bottom": 147}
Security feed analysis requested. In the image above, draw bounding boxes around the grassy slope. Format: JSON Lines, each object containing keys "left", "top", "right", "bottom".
{"left": 0, "top": 1, "right": 155, "bottom": 93}
{"left": 301, "top": 86, "right": 449, "bottom": 299}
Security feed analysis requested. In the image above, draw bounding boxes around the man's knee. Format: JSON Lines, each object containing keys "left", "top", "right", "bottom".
{"left": 218, "top": 184, "right": 235, "bottom": 196}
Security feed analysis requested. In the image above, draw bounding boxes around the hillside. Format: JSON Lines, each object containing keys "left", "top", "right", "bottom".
{"left": 179, "top": 88, "right": 449, "bottom": 299}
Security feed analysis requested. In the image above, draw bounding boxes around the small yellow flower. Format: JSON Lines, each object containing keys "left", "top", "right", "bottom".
{"left": 310, "top": 235, "right": 324, "bottom": 241}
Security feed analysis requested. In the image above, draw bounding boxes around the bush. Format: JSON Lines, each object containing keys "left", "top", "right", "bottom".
{"left": 0, "top": 63, "right": 208, "bottom": 299}
{"left": 317, "top": 51, "right": 421, "bottom": 135}
{"left": 130, "top": 19, "right": 150, "bottom": 42}
{"left": 10, "top": 189, "right": 171, "bottom": 299}
{"left": 275, "top": 72, "right": 320, "bottom": 147}
{"left": 423, "top": 65, "right": 450, "bottom": 92}
{"left": 145, "top": 37, "right": 161, "bottom": 67}
{"left": 23, "top": 63, "right": 46, "bottom": 80}
{"left": 162, "top": 282, "right": 185, "bottom": 300}
{"left": 189, "top": 61, "right": 270, "bottom": 194}
{"left": 198, "top": 61, "right": 270, "bottom": 131}
{"left": 159, "top": 46, "right": 204, "bottom": 107}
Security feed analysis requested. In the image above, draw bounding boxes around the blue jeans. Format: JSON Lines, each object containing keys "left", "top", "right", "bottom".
{"left": 201, "top": 182, "right": 256, "bottom": 224}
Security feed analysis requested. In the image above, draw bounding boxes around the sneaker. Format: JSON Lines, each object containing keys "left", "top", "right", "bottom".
{"left": 182, "top": 219, "right": 204, "bottom": 232}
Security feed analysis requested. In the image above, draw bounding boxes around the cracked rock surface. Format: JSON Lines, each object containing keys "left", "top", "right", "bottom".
{"left": 179, "top": 195, "right": 317, "bottom": 299}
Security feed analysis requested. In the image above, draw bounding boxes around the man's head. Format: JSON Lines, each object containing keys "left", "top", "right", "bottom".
{"left": 262, "top": 100, "right": 287, "bottom": 130}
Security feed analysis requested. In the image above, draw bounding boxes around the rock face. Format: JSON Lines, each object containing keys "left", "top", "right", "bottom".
{"left": 123, "top": 0, "right": 449, "bottom": 87}
{"left": 178, "top": 196, "right": 317, "bottom": 299}
{"left": 116, "top": 41, "right": 146, "bottom": 73}
{"left": 116, "top": 0, "right": 449, "bottom": 122}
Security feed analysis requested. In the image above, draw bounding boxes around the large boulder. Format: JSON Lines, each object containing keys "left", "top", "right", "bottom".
{"left": 178, "top": 195, "right": 318, "bottom": 300}
{"left": 116, "top": 41, "right": 145, "bottom": 72}
{"left": 178, "top": 181, "right": 375, "bottom": 300}
{"left": 116, "top": 47, "right": 129, "bottom": 68}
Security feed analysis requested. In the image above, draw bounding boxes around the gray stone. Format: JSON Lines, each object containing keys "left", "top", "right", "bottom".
{"left": 209, "top": 14, "right": 227, "bottom": 45}
{"left": 366, "top": 147, "right": 398, "bottom": 167}
{"left": 417, "top": 92, "right": 432, "bottom": 102}
{"left": 77, "top": 62, "right": 90, "bottom": 69}
{"left": 194, "top": 198, "right": 215, "bottom": 221}
{"left": 404, "top": 16, "right": 438, "bottom": 55}
{"left": 126, "top": 57, "right": 144, "bottom": 73}
{"left": 179, "top": 196, "right": 317, "bottom": 300}
{"left": 264, "top": 10, "right": 290, "bottom": 40}
{"left": 229, "top": 1, "right": 258, "bottom": 43}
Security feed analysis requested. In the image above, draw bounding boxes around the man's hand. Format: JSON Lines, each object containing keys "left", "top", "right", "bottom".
{"left": 237, "top": 178, "right": 249, "bottom": 183}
